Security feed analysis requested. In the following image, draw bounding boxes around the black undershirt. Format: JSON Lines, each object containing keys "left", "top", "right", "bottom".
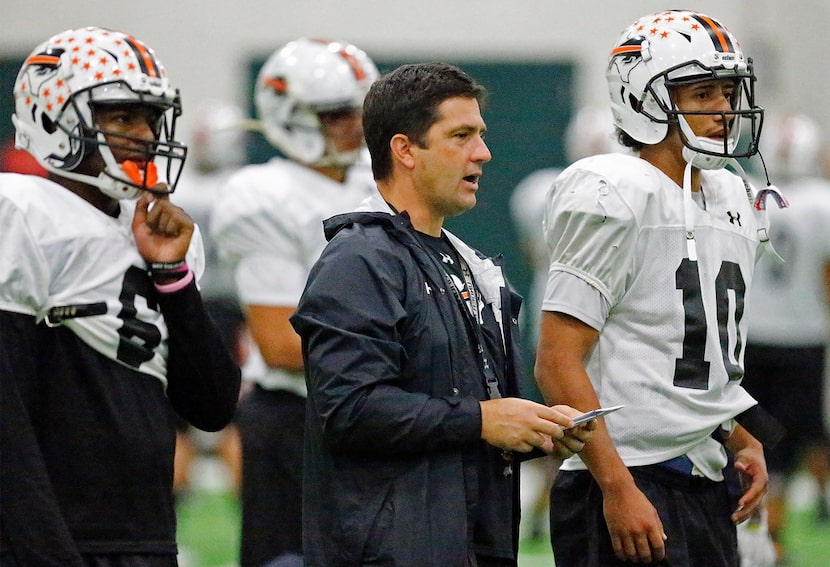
{"left": 415, "top": 230, "right": 506, "bottom": 396}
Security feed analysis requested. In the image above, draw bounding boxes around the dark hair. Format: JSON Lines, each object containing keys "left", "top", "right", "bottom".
{"left": 615, "top": 127, "right": 645, "bottom": 151}
{"left": 363, "top": 62, "right": 487, "bottom": 180}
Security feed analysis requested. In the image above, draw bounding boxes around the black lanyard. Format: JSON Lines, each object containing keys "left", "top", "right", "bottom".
{"left": 443, "top": 254, "right": 502, "bottom": 400}
{"left": 452, "top": 256, "right": 515, "bottom": 477}
{"left": 421, "top": 234, "right": 513, "bottom": 476}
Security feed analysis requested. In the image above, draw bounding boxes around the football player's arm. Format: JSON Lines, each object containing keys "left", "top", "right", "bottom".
{"left": 535, "top": 310, "right": 667, "bottom": 564}
{"left": 133, "top": 190, "right": 241, "bottom": 431}
{"left": 245, "top": 304, "right": 303, "bottom": 370}
{"left": 156, "top": 278, "right": 241, "bottom": 432}
{"left": 725, "top": 424, "right": 768, "bottom": 523}
{"left": 0, "top": 310, "right": 86, "bottom": 566}
{"left": 232, "top": 246, "right": 308, "bottom": 371}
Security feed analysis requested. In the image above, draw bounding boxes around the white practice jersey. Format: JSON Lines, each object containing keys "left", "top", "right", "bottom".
{"left": 744, "top": 177, "right": 830, "bottom": 346}
{"left": 542, "top": 153, "right": 763, "bottom": 475}
{"left": 0, "top": 173, "right": 205, "bottom": 384}
{"left": 210, "top": 156, "right": 376, "bottom": 391}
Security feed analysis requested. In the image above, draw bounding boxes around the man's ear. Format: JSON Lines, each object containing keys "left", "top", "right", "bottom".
{"left": 390, "top": 133, "right": 416, "bottom": 170}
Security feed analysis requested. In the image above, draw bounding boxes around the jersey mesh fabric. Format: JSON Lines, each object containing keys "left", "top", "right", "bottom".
{"left": 0, "top": 173, "right": 204, "bottom": 384}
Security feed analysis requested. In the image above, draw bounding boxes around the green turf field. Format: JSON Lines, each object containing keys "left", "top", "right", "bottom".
{"left": 176, "top": 468, "right": 830, "bottom": 567}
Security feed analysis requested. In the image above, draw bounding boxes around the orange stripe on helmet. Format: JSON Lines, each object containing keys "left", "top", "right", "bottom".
{"left": 25, "top": 55, "right": 61, "bottom": 66}
{"left": 123, "top": 34, "right": 159, "bottom": 77}
{"left": 311, "top": 38, "right": 368, "bottom": 81}
{"left": 336, "top": 48, "right": 367, "bottom": 81}
{"left": 610, "top": 44, "right": 642, "bottom": 56}
{"left": 694, "top": 14, "right": 734, "bottom": 52}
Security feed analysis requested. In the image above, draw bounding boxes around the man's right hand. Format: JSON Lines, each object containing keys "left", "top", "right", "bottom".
{"left": 479, "top": 398, "right": 594, "bottom": 455}
{"left": 603, "top": 481, "right": 667, "bottom": 563}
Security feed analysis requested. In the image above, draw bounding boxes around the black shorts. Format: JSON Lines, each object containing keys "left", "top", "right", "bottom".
{"left": 549, "top": 467, "right": 737, "bottom": 567}
{"left": 742, "top": 343, "right": 829, "bottom": 474}
{"left": 236, "top": 386, "right": 306, "bottom": 566}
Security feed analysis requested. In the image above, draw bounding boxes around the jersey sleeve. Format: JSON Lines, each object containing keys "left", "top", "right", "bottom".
{"left": 234, "top": 251, "right": 308, "bottom": 306}
{"left": 186, "top": 223, "right": 206, "bottom": 283}
{"left": 541, "top": 270, "right": 610, "bottom": 330}
{"left": 158, "top": 277, "right": 241, "bottom": 431}
{"left": 543, "top": 166, "right": 640, "bottom": 306}
{"left": 0, "top": 193, "right": 50, "bottom": 317}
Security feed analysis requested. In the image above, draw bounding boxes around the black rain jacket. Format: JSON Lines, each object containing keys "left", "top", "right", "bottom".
{"left": 291, "top": 199, "right": 526, "bottom": 567}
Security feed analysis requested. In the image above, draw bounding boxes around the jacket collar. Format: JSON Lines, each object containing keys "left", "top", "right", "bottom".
{"left": 323, "top": 191, "right": 507, "bottom": 307}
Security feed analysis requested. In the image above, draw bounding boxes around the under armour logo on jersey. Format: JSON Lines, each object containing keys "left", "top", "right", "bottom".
{"left": 440, "top": 252, "right": 454, "bottom": 265}
{"left": 727, "top": 211, "right": 742, "bottom": 226}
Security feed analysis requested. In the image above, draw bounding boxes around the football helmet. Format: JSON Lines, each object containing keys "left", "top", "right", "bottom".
{"left": 606, "top": 10, "right": 763, "bottom": 169}
{"left": 254, "top": 37, "right": 378, "bottom": 166}
{"left": 190, "top": 99, "right": 247, "bottom": 173}
{"left": 12, "top": 27, "right": 187, "bottom": 199}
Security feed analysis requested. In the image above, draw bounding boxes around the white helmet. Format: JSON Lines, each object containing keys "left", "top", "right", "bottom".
{"left": 606, "top": 10, "right": 763, "bottom": 169}
{"left": 12, "top": 26, "right": 187, "bottom": 199}
{"left": 254, "top": 38, "right": 378, "bottom": 166}
{"left": 759, "top": 113, "right": 823, "bottom": 181}
{"left": 189, "top": 99, "right": 247, "bottom": 173}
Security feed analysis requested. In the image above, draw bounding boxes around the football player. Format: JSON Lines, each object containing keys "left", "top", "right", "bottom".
{"left": 209, "top": 38, "right": 378, "bottom": 567}
{"left": 0, "top": 27, "right": 241, "bottom": 567}
{"left": 534, "top": 10, "right": 786, "bottom": 566}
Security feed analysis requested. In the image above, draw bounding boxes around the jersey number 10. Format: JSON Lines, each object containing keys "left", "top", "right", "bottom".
{"left": 674, "top": 258, "right": 745, "bottom": 390}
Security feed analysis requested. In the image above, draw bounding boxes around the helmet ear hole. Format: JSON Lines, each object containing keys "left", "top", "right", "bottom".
{"left": 41, "top": 113, "right": 58, "bottom": 135}
{"left": 627, "top": 93, "right": 640, "bottom": 112}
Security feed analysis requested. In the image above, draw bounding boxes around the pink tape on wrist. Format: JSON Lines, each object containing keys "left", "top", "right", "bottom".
{"left": 154, "top": 269, "right": 194, "bottom": 293}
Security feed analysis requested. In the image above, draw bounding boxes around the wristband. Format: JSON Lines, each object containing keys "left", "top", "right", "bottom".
{"left": 149, "top": 260, "right": 188, "bottom": 273}
{"left": 150, "top": 260, "right": 189, "bottom": 285}
{"left": 154, "top": 269, "right": 194, "bottom": 293}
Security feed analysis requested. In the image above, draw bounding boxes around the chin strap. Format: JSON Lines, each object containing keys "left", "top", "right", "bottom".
{"left": 681, "top": 160, "right": 699, "bottom": 262}
{"left": 727, "top": 158, "right": 789, "bottom": 264}
{"left": 682, "top": 155, "right": 789, "bottom": 265}
{"left": 312, "top": 141, "right": 361, "bottom": 169}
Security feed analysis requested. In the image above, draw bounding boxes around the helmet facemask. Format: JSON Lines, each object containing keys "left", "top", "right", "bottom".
{"left": 315, "top": 105, "right": 366, "bottom": 168}
{"left": 59, "top": 85, "right": 187, "bottom": 199}
{"left": 646, "top": 61, "right": 763, "bottom": 170}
